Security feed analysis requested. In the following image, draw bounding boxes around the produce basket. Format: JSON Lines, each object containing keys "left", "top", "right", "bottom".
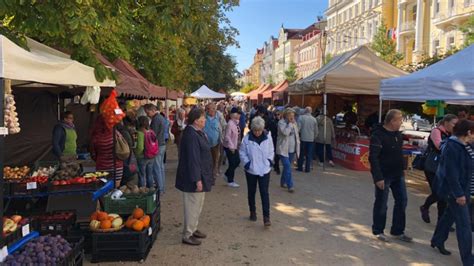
{"left": 91, "top": 228, "right": 152, "bottom": 262}
{"left": 103, "top": 190, "right": 158, "bottom": 214}
{"left": 90, "top": 224, "right": 125, "bottom": 233}
{"left": 33, "top": 160, "right": 59, "bottom": 173}
{"left": 47, "top": 180, "right": 104, "bottom": 192}
{"left": 33, "top": 210, "right": 77, "bottom": 236}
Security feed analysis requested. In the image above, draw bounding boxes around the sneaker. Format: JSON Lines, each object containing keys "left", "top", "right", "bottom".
{"left": 288, "top": 187, "right": 295, "bottom": 193}
{"left": 280, "top": 184, "right": 287, "bottom": 188}
{"left": 375, "top": 233, "right": 390, "bottom": 242}
{"left": 419, "top": 206, "right": 430, "bottom": 223}
{"left": 329, "top": 160, "right": 335, "bottom": 167}
{"left": 228, "top": 182, "right": 240, "bottom": 188}
{"left": 393, "top": 234, "right": 413, "bottom": 243}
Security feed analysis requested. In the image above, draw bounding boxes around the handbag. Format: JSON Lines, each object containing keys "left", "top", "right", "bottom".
{"left": 412, "top": 153, "right": 426, "bottom": 170}
{"left": 424, "top": 149, "right": 440, "bottom": 173}
{"left": 115, "top": 131, "right": 130, "bottom": 161}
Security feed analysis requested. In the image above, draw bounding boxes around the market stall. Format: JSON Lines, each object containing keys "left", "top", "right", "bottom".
{"left": 262, "top": 80, "right": 288, "bottom": 105}
{"left": 1, "top": 35, "right": 160, "bottom": 264}
{"left": 190, "top": 85, "right": 226, "bottom": 99}
{"left": 288, "top": 46, "right": 407, "bottom": 171}
{"left": 248, "top": 83, "right": 272, "bottom": 104}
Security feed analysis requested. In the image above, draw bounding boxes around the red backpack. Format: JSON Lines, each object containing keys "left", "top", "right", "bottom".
{"left": 144, "top": 130, "right": 159, "bottom": 159}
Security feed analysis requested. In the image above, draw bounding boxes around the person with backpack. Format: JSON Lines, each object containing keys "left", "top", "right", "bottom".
{"left": 431, "top": 119, "right": 474, "bottom": 266}
{"left": 419, "top": 114, "right": 458, "bottom": 224}
{"left": 135, "top": 116, "right": 159, "bottom": 188}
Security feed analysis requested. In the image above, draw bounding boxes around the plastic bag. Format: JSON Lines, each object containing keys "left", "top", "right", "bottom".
{"left": 81, "top": 86, "right": 101, "bottom": 105}
{"left": 100, "top": 89, "right": 126, "bottom": 129}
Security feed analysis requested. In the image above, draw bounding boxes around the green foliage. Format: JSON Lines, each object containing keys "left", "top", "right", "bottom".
{"left": 370, "top": 22, "right": 403, "bottom": 65}
{"left": 241, "top": 83, "right": 256, "bottom": 93}
{"left": 284, "top": 61, "right": 297, "bottom": 83}
{"left": 0, "top": 0, "right": 240, "bottom": 91}
{"left": 267, "top": 75, "right": 274, "bottom": 85}
{"left": 323, "top": 53, "right": 333, "bottom": 65}
{"left": 460, "top": 15, "right": 474, "bottom": 47}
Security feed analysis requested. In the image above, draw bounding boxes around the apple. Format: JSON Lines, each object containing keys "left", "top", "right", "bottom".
{"left": 11, "top": 215, "right": 22, "bottom": 223}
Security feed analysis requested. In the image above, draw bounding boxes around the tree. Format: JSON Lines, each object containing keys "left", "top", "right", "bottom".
{"left": 371, "top": 22, "right": 403, "bottom": 65}
{"left": 241, "top": 83, "right": 256, "bottom": 93}
{"left": 460, "top": 15, "right": 474, "bottom": 47}
{"left": 284, "top": 61, "right": 298, "bottom": 83}
{"left": 267, "top": 75, "right": 274, "bottom": 85}
{"left": 0, "top": 0, "right": 240, "bottom": 91}
{"left": 323, "top": 53, "right": 333, "bottom": 65}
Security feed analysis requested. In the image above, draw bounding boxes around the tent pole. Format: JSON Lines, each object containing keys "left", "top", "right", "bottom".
{"left": 379, "top": 97, "right": 383, "bottom": 123}
{"left": 0, "top": 78, "right": 5, "bottom": 236}
{"left": 323, "top": 93, "right": 327, "bottom": 171}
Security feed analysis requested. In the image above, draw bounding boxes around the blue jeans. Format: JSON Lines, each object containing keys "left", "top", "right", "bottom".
{"left": 224, "top": 148, "right": 240, "bottom": 183}
{"left": 432, "top": 197, "right": 472, "bottom": 266}
{"left": 297, "top": 141, "right": 314, "bottom": 172}
{"left": 138, "top": 158, "right": 154, "bottom": 188}
{"left": 372, "top": 177, "right": 407, "bottom": 236}
{"left": 246, "top": 172, "right": 270, "bottom": 218}
{"left": 280, "top": 153, "right": 295, "bottom": 189}
{"left": 153, "top": 145, "right": 167, "bottom": 192}
{"left": 315, "top": 143, "right": 333, "bottom": 163}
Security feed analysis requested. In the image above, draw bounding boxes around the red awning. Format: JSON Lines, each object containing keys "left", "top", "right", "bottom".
{"left": 262, "top": 80, "right": 288, "bottom": 99}
{"left": 249, "top": 84, "right": 272, "bottom": 100}
{"left": 96, "top": 54, "right": 150, "bottom": 98}
{"left": 112, "top": 59, "right": 168, "bottom": 99}
{"left": 246, "top": 84, "right": 265, "bottom": 99}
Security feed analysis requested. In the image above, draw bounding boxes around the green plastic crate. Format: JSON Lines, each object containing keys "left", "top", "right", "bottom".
{"left": 103, "top": 191, "right": 158, "bottom": 214}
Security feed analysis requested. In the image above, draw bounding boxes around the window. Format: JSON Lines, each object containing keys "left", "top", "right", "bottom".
{"left": 343, "top": 11, "right": 347, "bottom": 22}
{"left": 369, "top": 0, "right": 373, "bottom": 8}
{"left": 374, "top": 0, "right": 379, "bottom": 6}
{"left": 448, "top": 36, "right": 455, "bottom": 47}
{"left": 361, "top": 27, "right": 365, "bottom": 41}
{"left": 349, "top": 8, "right": 352, "bottom": 19}
{"left": 412, "top": 5, "right": 417, "bottom": 21}
{"left": 433, "top": 39, "right": 440, "bottom": 55}
{"left": 362, "top": 0, "right": 366, "bottom": 12}
{"left": 368, "top": 23, "right": 372, "bottom": 39}
{"left": 355, "top": 4, "right": 359, "bottom": 16}
{"left": 435, "top": 0, "right": 440, "bottom": 15}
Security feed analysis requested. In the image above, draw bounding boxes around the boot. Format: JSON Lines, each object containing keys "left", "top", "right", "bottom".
{"left": 249, "top": 212, "right": 257, "bottom": 221}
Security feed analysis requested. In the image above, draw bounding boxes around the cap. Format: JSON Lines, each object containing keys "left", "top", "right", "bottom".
{"left": 230, "top": 107, "right": 239, "bottom": 114}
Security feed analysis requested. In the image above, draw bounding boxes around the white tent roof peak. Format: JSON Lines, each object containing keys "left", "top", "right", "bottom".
{"left": 381, "top": 44, "right": 474, "bottom": 103}
{"left": 190, "top": 85, "right": 226, "bottom": 99}
{"left": 0, "top": 35, "right": 115, "bottom": 87}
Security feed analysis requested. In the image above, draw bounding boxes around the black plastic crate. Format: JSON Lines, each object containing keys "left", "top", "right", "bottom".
{"left": 67, "top": 222, "right": 92, "bottom": 254}
{"left": 34, "top": 210, "right": 77, "bottom": 236}
{"left": 150, "top": 203, "right": 160, "bottom": 229}
{"left": 91, "top": 228, "right": 151, "bottom": 262}
{"left": 10, "top": 181, "right": 48, "bottom": 196}
{"left": 60, "top": 236, "right": 84, "bottom": 266}
{"left": 0, "top": 223, "right": 32, "bottom": 248}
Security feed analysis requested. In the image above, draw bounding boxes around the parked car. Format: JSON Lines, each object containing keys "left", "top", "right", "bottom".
{"left": 411, "top": 115, "right": 433, "bottom": 131}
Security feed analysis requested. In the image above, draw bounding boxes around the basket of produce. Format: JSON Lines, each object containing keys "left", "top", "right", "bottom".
{"left": 49, "top": 164, "right": 105, "bottom": 192}
{"left": 32, "top": 161, "right": 58, "bottom": 177}
{"left": 89, "top": 210, "right": 125, "bottom": 233}
{"left": 1, "top": 215, "right": 32, "bottom": 247}
{"left": 2, "top": 234, "right": 81, "bottom": 265}
{"left": 3, "top": 165, "right": 31, "bottom": 180}
{"left": 103, "top": 185, "right": 157, "bottom": 214}
{"left": 33, "top": 210, "right": 76, "bottom": 236}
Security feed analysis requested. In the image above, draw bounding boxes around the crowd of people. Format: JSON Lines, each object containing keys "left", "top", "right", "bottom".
{"left": 369, "top": 109, "right": 474, "bottom": 266}
{"left": 51, "top": 100, "right": 474, "bottom": 265}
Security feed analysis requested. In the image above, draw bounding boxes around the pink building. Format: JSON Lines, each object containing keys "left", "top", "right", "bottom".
{"left": 294, "top": 20, "right": 327, "bottom": 79}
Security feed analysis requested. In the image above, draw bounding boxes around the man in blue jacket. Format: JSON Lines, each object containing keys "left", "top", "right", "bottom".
{"left": 369, "top": 109, "right": 412, "bottom": 243}
{"left": 52, "top": 111, "right": 77, "bottom": 160}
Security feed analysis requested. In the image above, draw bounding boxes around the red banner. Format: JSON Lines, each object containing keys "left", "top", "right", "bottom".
{"left": 333, "top": 138, "right": 370, "bottom": 171}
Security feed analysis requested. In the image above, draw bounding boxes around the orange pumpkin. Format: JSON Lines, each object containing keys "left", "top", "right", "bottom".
{"left": 90, "top": 211, "right": 99, "bottom": 221}
{"left": 132, "top": 220, "right": 145, "bottom": 231}
{"left": 140, "top": 215, "right": 151, "bottom": 228}
{"left": 97, "top": 212, "right": 109, "bottom": 221}
{"left": 132, "top": 207, "right": 144, "bottom": 219}
{"left": 100, "top": 220, "right": 112, "bottom": 229}
{"left": 125, "top": 218, "right": 137, "bottom": 229}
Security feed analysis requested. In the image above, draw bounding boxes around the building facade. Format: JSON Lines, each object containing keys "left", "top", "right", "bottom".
{"left": 237, "top": 69, "right": 252, "bottom": 87}
{"left": 273, "top": 27, "right": 303, "bottom": 83}
{"left": 260, "top": 37, "right": 279, "bottom": 85}
{"left": 294, "top": 21, "right": 327, "bottom": 78}
{"left": 326, "top": 0, "right": 397, "bottom": 56}
{"left": 397, "top": 0, "right": 474, "bottom": 64}
{"left": 249, "top": 48, "right": 264, "bottom": 86}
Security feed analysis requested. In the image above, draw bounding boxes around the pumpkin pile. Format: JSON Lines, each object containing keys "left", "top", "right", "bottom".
{"left": 125, "top": 207, "right": 150, "bottom": 232}
{"left": 89, "top": 211, "right": 123, "bottom": 231}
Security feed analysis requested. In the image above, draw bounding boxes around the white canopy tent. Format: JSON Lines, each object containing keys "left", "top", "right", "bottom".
{"left": 0, "top": 35, "right": 115, "bottom": 87}
{"left": 190, "top": 85, "right": 226, "bottom": 99}
{"left": 381, "top": 44, "right": 474, "bottom": 104}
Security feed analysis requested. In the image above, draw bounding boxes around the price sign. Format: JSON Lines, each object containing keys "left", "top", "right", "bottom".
{"left": 26, "top": 182, "right": 37, "bottom": 190}
{"left": 148, "top": 227, "right": 152, "bottom": 236}
{"left": 153, "top": 194, "right": 157, "bottom": 202}
{"left": 0, "top": 246, "right": 8, "bottom": 262}
{"left": 114, "top": 108, "right": 123, "bottom": 115}
{"left": 48, "top": 225, "right": 54, "bottom": 231}
{"left": 22, "top": 224, "right": 30, "bottom": 237}
{"left": 0, "top": 127, "right": 8, "bottom": 136}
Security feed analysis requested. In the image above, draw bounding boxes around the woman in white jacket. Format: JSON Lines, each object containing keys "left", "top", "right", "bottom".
{"left": 240, "top": 116, "right": 274, "bottom": 227}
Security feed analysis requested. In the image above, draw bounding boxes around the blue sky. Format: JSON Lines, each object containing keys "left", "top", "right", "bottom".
{"left": 226, "top": 0, "right": 328, "bottom": 73}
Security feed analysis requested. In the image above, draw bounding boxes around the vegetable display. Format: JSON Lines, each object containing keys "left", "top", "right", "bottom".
{"left": 3, "top": 93, "right": 20, "bottom": 134}
{"left": 3, "top": 235, "right": 72, "bottom": 265}
{"left": 3, "top": 166, "right": 30, "bottom": 180}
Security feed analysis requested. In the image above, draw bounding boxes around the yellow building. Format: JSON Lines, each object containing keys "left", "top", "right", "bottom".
{"left": 326, "top": 0, "right": 398, "bottom": 56}
{"left": 397, "top": 0, "right": 473, "bottom": 64}
{"left": 249, "top": 48, "right": 264, "bottom": 86}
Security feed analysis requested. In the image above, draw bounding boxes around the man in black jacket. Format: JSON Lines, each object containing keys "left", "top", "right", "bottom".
{"left": 369, "top": 109, "right": 412, "bottom": 243}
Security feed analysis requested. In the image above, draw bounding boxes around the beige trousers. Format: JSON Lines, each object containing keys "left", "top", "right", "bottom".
{"left": 183, "top": 192, "right": 206, "bottom": 239}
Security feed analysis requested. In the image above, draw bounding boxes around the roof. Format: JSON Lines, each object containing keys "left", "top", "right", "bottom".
{"left": 250, "top": 84, "right": 272, "bottom": 100}
{"left": 381, "top": 44, "right": 474, "bottom": 104}
{"left": 289, "top": 46, "right": 407, "bottom": 95}
{"left": 262, "top": 80, "right": 289, "bottom": 99}
{"left": 0, "top": 35, "right": 115, "bottom": 87}
{"left": 285, "top": 28, "right": 303, "bottom": 39}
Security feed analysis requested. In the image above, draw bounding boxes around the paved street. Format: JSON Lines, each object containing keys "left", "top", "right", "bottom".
{"left": 87, "top": 146, "right": 462, "bottom": 266}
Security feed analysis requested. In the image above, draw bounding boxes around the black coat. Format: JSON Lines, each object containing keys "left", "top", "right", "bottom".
{"left": 369, "top": 125, "right": 404, "bottom": 183}
{"left": 175, "top": 126, "right": 214, "bottom": 193}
